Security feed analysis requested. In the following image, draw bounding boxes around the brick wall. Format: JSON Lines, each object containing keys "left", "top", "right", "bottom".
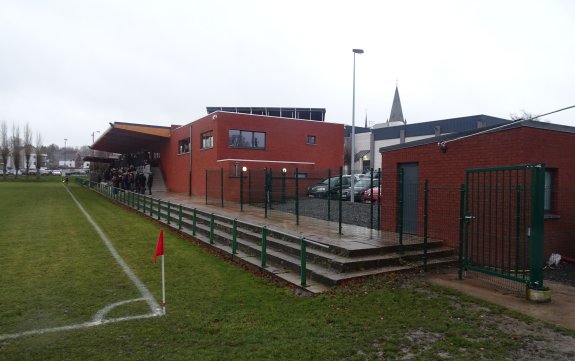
{"left": 380, "top": 126, "right": 575, "bottom": 259}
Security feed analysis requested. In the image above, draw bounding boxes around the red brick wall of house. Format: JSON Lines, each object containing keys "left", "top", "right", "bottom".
{"left": 161, "top": 112, "right": 344, "bottom": 201}
{"left": 380, "top": 126, "right": 575, "bottom": 259}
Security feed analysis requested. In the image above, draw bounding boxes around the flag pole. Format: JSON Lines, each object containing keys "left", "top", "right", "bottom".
{"left": 161, "top": 254, "right": 166, "bottom": 315}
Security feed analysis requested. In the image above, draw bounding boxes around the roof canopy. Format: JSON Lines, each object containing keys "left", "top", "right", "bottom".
{"left": 91, "top": 122, "right": 171, "bottom": 154}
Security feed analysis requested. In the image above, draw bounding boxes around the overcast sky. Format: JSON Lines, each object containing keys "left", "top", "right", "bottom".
{"left": 1, "top": 0, "right": 574, "bottom": 148}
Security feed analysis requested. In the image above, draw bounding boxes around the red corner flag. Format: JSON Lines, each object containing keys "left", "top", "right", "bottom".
{"left": 154, "top": 230, "right": 164, "bottom": 264}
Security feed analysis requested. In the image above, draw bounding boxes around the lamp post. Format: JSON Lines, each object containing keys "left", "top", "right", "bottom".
{"left": 91, "top": 131, "right": 100, "bottom": 155}
{"left": 64, "top": 138, "right": 67, "bottom": 169}
{"left": 350, "top": 48, "right": 364, "bottom": 203}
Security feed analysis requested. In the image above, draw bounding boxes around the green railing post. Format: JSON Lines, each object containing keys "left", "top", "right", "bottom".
{"left": 157, "top": 199, "right": 161, "bottom": 221}
{"left": 143, "top": 194, "right": 146, "bottom": 214}
{"left": 514, "top": 184, "right": 521, "bottom": 277}
{"left": 260, "top": 226, "right": 267, "bottom": 268}
{"left": 209, "top": 213, "right": 215, "bottom": 244}
{"left": 232, "top": 219, "right": 238, "bottom": 255}
{"left": 423, "top": 179, "right": 429, "bottom": 272}
{"left": 529, "top": 164, "right": 545, "bottom": 290}
{"left": 281, "top": 170, "right": 286, "bottom": 203}
{"left": 264, "top": 168, "right": 269, "bottom": 219}
{"left": 192, "top": 208, "right": 197, "bottom": 235}
{"left": 300, "top": 237, "right": 307, "bottom": 287}
{"left": 149, "top": 197, "right": 154, "bottom": 217}
{"left": 205, "top": 169, "right": 208, "bottom": 205}
{"left": 167, "top": 201, "right": 171, "bottom": 225}
{"left": 248, "top": 169, "right": 252, "bottom": 205}
{"left": 137, "top": 192, "right": 140, "bottom": 211}
{"left": 178, "top": 204, "right": 183, "bottom": 230}
{"left": 295, "top": 168, "right": 300, "bottom": 225}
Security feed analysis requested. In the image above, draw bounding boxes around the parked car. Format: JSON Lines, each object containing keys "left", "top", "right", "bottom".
{"left": 306, "top": 175, "right": 357, "bottom": 199}
{"left": 51, "top": 169, "right": 62, "bottom": 176}
{"left": 342, "top": 179, "right": 380, "bottom": 201}
{"left": 362, "top": 186, "right": 381, "bottom": 203}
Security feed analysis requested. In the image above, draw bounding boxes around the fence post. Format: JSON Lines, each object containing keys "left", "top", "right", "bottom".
{"left": 167, "top": 201, "right": 171, "bottom": 225}
{"left": 220, "top": 167, "right": 224, "bottom": 208}
{"left": 281, "top": 170, "right": 286, "bottom": 203}
{"left": 398, "top": 168, "right": 404, "bottom": 253}
{"left": 232, "top": 219, "right": 238, "bottom": 255}
{"left": 193, "top": 208, "right": 197, "bottom": 236}
{"left": 240, "top": 170, "right": 244, "bottom": 212}
{"left": 143, "top": 194, "right": 146, "bottom": 214}
{"left": 423, "top": 179, "right": 429, "bottom": 272}
{"left": 338, "top": 167, "right": 343, "bottom": 235}
{"left": 209, "top": 213, "right": 215, "bottom": 244}
{"left": 528, "top": 165, "right": 545, "bottom": 290}
{"left": 300, "top": 237, "right": 307, "bottom": 287}
{"left": 205, "top": 169, "right": 208, "bottom": 205}
{"left": 295, "top": 168, "right": 300, "bottom": 225}
{"left": 178, "top": 204, "right": 182, "bottom": 230}
{"left": 370, "top": 168, "right": 374, "bottom": 229}
{"left": 149, "top": 197, "right": 154, "bottom": 217}
{"left": 261, "top": 226, "right": 267, "bottom": 268}
{"left": 248, "top": 169, "right": 252, "bottom": 205}
{"left": 377, "top": 168, "right": 381, "bottom": 230}
{"left": 458, "top": 184, "right": 465, "bottom": 280}
{"left": 327, "top": 168, "right": 331, "bottom": 221}
{"left": 264, "top": 168, "right": 269, "bottom": 219}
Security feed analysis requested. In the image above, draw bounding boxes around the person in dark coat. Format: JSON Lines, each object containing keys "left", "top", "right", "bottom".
{"left": 147, "top": 172, "right": 154, "bottom": 195}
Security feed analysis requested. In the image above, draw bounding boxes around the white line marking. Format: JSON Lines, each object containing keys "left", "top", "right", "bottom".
{"left": 0, "top": 186, "right": 163, "bottom": 341}
{"left": 64, "top": 186, "right": 162, "bottom": 315}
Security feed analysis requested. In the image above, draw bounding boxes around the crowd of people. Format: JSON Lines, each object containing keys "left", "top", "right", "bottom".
{"left": 95, "top": 159, "right": 154, "bottom": 195}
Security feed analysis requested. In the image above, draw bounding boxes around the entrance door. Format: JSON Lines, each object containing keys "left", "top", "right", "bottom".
{"left": 400, "top": 163, "right": 419, "bottom": 234}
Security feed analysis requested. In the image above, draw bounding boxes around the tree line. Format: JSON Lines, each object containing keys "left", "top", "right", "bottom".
{"left": 1, "top": 120, "right": 91, "bottom": 179}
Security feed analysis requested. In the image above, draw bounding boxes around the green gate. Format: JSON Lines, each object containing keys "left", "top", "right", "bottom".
{"left": 459, "top": 164, "right": 546, "bottom": 291}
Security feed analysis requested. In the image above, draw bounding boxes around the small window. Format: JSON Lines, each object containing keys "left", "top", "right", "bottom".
{"left": 544, "top": 169, "right": 557, "bottom": 214}
{"left": 228, "top": 130, "right": 265, "bottom": 149}
{"left": 201, "top": 131, "right": 213, "bottom": 149}
{"left": 178, "top": 138, "right": 190, "bottom": 154}
{"left": 307, "top": 135, "right": 316, "bottom": 145}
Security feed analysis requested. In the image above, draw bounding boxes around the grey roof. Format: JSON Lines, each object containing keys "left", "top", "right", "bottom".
{"left": 372, "top": 114, "right": 510, "bottom": 141}
{"left": 388, "top": 86, "right": 405, "bottom": 125}
{"left": 379, "top": 120, "right": 575, "bottom": 153}
{"left": 344, "top": 125, "right": 371, "bottom": 137}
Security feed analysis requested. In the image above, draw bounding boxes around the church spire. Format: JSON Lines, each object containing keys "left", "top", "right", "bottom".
{"left": 388, "top": 84, "right": 406, "bottom": 126}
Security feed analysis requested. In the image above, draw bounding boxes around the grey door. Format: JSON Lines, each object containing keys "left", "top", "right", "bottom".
{"left": 400, "top": 163, "right": 419, "bottom": 234}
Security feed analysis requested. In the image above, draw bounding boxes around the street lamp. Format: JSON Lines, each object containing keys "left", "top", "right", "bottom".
{"left": 91, "top": 131, "right": 100, "bottom": 155}
{"left": 64, "top": 138, "right": 67, "bottom": 169}
{"left": 350, "top": 48, "right": 364, "bottom": 203}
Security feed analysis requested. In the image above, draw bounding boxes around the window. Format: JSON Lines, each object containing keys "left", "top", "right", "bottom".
{"left": 544, "top": 169, "right": 557, "bottom": 214}
{"left": 307, "top": 135, "right": 316, "bottom": 145}
{"left": 201, "top": 131, "right": 213, "bottom": 149}
{"left": 178, "top": 138, "right": 190, "bottom": 154}
{"left": 228, "top": 130, "right": 265, "bottom": 149}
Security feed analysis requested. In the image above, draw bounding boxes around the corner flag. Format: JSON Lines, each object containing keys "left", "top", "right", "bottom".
{"left": 154, "top": 230, "right": 164, "bottom": 264}
{"left": 154, "top": 229, "right": 166, "bottom": 315}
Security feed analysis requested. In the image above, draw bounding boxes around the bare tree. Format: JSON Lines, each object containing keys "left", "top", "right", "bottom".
{"left": 24, "top": 123, "right": 33, "bottom": 175}
{"left": 510, "top": 110, "right": 537, "bottom": 122}
{"left": 1, "top": 121, "right": 9, "bottom": 180}
{"left": 11, "top": 123, "right": 21, "bottom": 177}
{"left": 35, "top": 133, "right": 43, "bottom": 180}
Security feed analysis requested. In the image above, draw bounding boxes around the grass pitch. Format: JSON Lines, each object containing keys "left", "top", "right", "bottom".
{"left": 0, "top": 179, "right": 573, "bottom": 360}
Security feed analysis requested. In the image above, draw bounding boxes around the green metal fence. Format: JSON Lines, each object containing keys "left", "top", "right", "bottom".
{"left": 459, "top": 164, "right": 546, "bottom": 291}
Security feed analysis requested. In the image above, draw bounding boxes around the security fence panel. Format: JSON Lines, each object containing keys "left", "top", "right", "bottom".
{"left": 461, "top": 164, "right": 545, "bottom": 291}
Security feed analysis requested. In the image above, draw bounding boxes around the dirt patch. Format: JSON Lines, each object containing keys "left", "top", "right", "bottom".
{"left": 544, "top": 261, "right": 575, "bottom": 287}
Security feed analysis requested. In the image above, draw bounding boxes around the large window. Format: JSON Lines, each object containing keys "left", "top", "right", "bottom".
{"left": 178, "top": 138, "right": 190, "bottom": 154}
{"left": 228, "top": 130, "right": 265, "bottom": 149}
{"left": 201, "top": 131, "right": 213, "bottom": 149}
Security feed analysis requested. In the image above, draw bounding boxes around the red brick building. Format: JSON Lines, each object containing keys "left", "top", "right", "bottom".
{"left": 92, "top": 109, "right": 344, "bottom": 200}
{"left": 379, "top": 120, "right": 575, "bottom": 259}
{"left": 161, "top": 110, "right": 343, "bottom": 196}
